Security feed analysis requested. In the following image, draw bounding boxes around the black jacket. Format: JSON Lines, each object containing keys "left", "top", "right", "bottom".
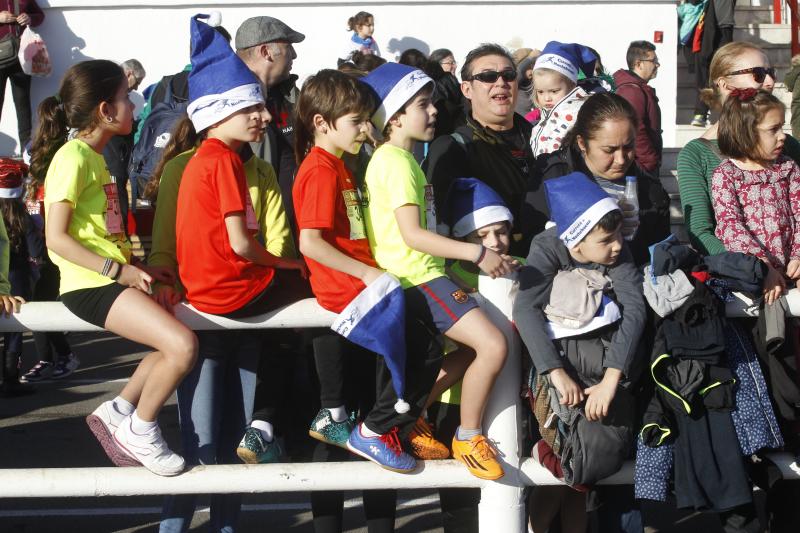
{"left": 425, "top": 112, "right": 549, "bottom": 256}
{"left": 536, "top": 145, "right": 671, "bottom": 266}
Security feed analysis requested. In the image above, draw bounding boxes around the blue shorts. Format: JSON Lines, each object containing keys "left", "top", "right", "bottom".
{"left": 406, "top": 276, "right": 479, "bottom": 334}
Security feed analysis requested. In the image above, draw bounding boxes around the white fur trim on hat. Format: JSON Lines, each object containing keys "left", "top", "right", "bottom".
{"left": 452, "top": 205, "right": 513, "bottom": 238}
{"left": 372, "top": 70, "right": 432, "bottom": 131}
{"left": 187, "top": 83, "right": 265, "bottom": 133}
{"left": 534, "top": 53, "right": 579, "bottom": 83}
{"left": 0, "top": 185, "right": 23, "bottom": 199}
{"left": 559, "top": 197, "right": 619, "bottom": 249}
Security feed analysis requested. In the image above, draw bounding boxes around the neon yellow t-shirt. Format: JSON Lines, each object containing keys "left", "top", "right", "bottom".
{"left": 364, "top": 144, "right": 444, "bottom": 288}
{"left": 44, "top": 139, "right": 131, "bottom": 294}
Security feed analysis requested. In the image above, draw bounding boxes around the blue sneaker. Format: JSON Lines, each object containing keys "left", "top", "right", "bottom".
{"left": 346, "top": 424, "right": 416, "bottom": 473}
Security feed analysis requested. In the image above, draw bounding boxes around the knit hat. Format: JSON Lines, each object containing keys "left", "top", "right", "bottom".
{"left": 544, "top": 172, "right": 620, "bottom": 249}
{"left": 534, "top": 41, "right": 597, "bottom": 83}
{"left": 361, "top": 62, "right": 433, "bottom": 131}
{"left": 447, "top": 178, "right": 513, "bottom": 237}
{"left": 187, "top": 13, "right": 265, "bottom": 133}
{"left": 0, "top": 158, "right": 27, "bottom": 198}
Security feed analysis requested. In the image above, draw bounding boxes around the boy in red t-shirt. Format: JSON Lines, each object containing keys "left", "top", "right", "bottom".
{"left": 293, "top": 70, "right": 444, "bottom": 473}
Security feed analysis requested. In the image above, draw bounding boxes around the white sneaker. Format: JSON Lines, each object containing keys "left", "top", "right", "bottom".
{"left": 114, "top": 415, "right": 185, "bottom": 476}
{"left": 86, "top": 401, "right": 141, "bottom": 467}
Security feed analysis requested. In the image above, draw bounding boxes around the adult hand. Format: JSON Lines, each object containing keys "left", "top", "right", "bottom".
{"left": 118, "top": 263, "right": 153, "bottom": 293}
{"left": 0, "top": 294, "right": 24, "bottom": 317}
{"left": 0, "top": 11, "right": 17, "bottom": 24}
{"left": 549, "top": 368, "right": 585, "bottom": 408}
{"left": 16, "top": 13, "right": 29, "bottom": 26}
{"left": 152, "top": 284, "right": 182, "bottom": 314}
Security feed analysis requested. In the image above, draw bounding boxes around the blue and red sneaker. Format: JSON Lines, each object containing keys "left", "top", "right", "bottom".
{"left": 346, "top": 424, "right": 416, "bottom": 473}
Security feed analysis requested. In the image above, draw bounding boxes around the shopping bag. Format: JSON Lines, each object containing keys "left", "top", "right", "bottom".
{"left": 17, "top": 27, "right": 52, "bottom": 77}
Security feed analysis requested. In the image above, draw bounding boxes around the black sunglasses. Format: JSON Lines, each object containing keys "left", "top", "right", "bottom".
{"left": 727, "top": 66, "right": 776, "bottom": 84}
{"left": 465, "top": 69, "right": 518, "bottom": 83}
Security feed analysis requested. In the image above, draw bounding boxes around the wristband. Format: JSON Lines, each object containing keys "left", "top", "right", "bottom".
{"left": 474, "top": 245, "right": 487, "bottom": 265}
{"left": 111, "top": 262, "right": 123, "bottom": 281}
{"left": 100, "top": 257, "right": 113, "bottom": 277}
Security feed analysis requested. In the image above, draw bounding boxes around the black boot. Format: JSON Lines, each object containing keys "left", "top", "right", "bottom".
{"left": 1, "top": 350, "right": 34, "bottom": 397}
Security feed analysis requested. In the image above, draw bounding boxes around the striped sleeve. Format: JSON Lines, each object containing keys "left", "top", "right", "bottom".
{"left": 676, "top": 139, "right": 727, "bottom": 255}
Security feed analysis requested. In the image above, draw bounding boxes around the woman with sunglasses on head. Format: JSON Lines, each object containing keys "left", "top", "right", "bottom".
{"left": 426, "top": 43, "right": 551, "bottom": 258}
{"left": 677, "top": 41, "right": 800, "bottom": 257}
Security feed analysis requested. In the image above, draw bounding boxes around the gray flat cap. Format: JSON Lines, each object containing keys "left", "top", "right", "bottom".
{"left": 235, "top": 16, "right": 305, "bottom": 49}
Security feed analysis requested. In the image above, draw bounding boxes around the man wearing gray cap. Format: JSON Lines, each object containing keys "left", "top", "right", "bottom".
{"left": 236, "top": 16, "right": 305, "bottom": 223}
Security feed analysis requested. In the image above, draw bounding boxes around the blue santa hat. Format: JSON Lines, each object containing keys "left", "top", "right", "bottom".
{"left": 187, "top": 13, "right": 265, "bottom": 133}
{"left": 544, "top": 172, "right": 620, "bottom": 249}
{"left": 447, "top": 178, "right": 513, "bottom": 237}
{"left": 534, "top": 41, "right": 598, "bottom": 83}
{"left": 361, "top": 62, "right": 433, "bottom": 131}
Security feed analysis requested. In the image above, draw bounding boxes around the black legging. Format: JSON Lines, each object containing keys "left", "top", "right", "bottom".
{"left": 0, "top": 60, "right": 32, "bottom": 149}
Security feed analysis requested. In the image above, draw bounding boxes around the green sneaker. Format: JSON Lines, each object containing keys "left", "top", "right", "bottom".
{"left": 690, "top": 114, "right": 708, "bottom": 128}
{"left": 308, "top": 408, "right": 355, "bottom": 448}
{"left": 236, "top": 427, "right": 283, "bottom": 464}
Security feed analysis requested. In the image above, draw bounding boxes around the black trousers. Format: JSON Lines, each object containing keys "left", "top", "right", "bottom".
{"left": 311, "top": 340, "right": 396, "bottom": 533}
{"left": 0, "top": 60, "right": 32, "bottom": 149}
{"left": 31, "top": 260, "right": 71, "bottom": 363}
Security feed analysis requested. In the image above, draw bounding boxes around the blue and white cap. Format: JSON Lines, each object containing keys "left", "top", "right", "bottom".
{"left": 361, "top": 62, "right": 432, "bottom": 131}
{"left": 187, "top": 13, "right": 265, "bottom": 133}
{"left": 447, "top": 178, "right": 513, "bottom": 237}
{"left": 545, "top": 172, "right": 620, "bottom": 249}
{"left": 534, "top": 41, "right": 597, "bottom": 83}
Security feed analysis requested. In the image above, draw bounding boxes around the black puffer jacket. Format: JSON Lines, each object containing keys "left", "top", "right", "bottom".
{"left": 536, "top": 145, "right": 671, "bottom": 266}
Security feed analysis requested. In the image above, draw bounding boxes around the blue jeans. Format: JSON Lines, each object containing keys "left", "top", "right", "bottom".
{"left": 159, "top": 330, "right": 260, "bottom": 533}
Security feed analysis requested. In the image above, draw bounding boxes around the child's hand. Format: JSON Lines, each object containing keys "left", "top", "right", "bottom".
{"left": 476, "top": 247, "right": 514, "bottom": 278}
{"left": 501, "top": 254, "right": 522, "bottom": 270}
{"left": 787, "top": 259, "right": 800, "bottom": 280}
{"left": 141, "top": 264, "right": 176, "bottom": 286}
{"left": 152, "top": 284, "right": 182, "bottom": 314}
{"left": 361, "top": 267, "right": 384, "bottom": 286}
{"left": 118, "top": 264, "right": 153, "bottom": 293}
{"left": 548, "top": 368, "right": 585, "bottom": 407}
{"left": 583, "top": 368, "right": 622, "bottom": 421}
{"left": 0, "top": 294, "right": 24, "bottom": 317}
{"left": 280, "top": 258, "right": 309, "bottom": 279}
{"left": 763, "top": 263, "right": 786, "bottom": 305}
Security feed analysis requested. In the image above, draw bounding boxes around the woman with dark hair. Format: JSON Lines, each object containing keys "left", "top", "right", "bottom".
{"left": 430, "top": 48, "right": 457, "bottom": 75}
{"left": 424, "top": 49, "right": 465, "bottom": 137}
{"left": 536, "top": 91, "right": 671, "bottom": 265}
{"left": 398, "top": 48, "right": 428, "bottom": 69}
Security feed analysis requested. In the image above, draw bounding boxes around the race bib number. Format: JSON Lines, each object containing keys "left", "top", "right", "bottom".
{"left": 103, "top": 183, "right": 124, "bottom": 235}
{"left": 244, "top": 193, "right": 258, "bottom": 231}
{"left": 342, "top": 189, "right": 366, "bottom": 240}
{"left": 25, "top": 199, "right": 41, "bottom": 216}
{"left": 424, "top": 184, "right": 437, "bottom": 232}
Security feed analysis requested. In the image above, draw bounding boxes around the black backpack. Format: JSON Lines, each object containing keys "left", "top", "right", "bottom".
{"left": 128, "top": 76, "right": 188, "bottom": 204}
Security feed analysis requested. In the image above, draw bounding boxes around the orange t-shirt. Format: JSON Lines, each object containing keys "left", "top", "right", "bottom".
{"left": 176, "top": 138, "right": 274, "bottom": 314}
{"left": 293, "top": 147, "right": 377, "bottom": 313}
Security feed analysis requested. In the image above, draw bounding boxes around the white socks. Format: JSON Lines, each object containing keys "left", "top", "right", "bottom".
{"left": 112, "top": 396, "right": 135, "bottom": 416}
{"left": 328, "top": 405, "right": 347, "bottom": 423}
{"left": 130, "top": 410, "right": 157, "bottom": 435}
{"left": 360, "top": 423, "right": 381, "bottom": 438}
{"left": 456, "top": 426, "right": 481, "bottom": 441}
{"left": 251, "top": 420, "right": 274, "bottom": 442}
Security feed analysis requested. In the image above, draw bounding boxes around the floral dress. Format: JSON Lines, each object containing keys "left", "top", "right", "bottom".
{"left": 711, "top": 156, "right": 800, "bottom": 269}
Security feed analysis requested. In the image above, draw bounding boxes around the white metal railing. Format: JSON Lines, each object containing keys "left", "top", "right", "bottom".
{"left": 2, "top": 284, "right": 800, "bottom": 532}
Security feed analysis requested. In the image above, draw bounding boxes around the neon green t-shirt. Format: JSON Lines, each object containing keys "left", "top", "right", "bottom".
{"left": 364, "top": 144, "right": 444, "bottom": 288}
{"left": 44, "top": 139, "right": 132, "bottom": 294}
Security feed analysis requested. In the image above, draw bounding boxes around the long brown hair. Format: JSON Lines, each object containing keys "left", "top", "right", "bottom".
{"left": 29, "top": 60, "right": 126, "bottom": 188}
{"left": 563, "top": 92, "right": 638, "bottom": 150}
{"left": 294, "top": 69, "right": 375, "bottom": 165}
{"left": 0, "top": 198, "right": 29, "bottom": 254}
{"left": 143, "top": 116, "right": 201, "bottom": 203}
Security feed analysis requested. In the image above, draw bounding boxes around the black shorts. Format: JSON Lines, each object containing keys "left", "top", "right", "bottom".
{"left": 61, "top": 282, "right": 128, "bottom": 328}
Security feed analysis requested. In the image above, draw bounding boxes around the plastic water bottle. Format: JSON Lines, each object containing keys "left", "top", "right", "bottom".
{"left": 620, "top": 176, "right": 639, "bottom": 241}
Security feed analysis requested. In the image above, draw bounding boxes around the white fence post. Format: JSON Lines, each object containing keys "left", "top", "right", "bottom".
{"left": 476, "top": 275, "right": 525, "bottom": 533}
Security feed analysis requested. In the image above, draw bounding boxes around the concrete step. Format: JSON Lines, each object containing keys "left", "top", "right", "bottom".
{"left": 734, "top": 23, "right": 791, "bottom": 45}
{"left": 735, "top": 6, "right": 774, "bottom": 25}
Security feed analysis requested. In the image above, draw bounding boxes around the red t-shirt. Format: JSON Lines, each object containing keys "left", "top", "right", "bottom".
{"left": 293, "top": 146, "right": 377, "bottom": 313}
{"left": 176, "top": 138, "right": 274, "bottom": 314}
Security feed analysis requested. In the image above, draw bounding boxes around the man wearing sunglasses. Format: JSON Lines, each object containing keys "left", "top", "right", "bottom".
{"left": 425, "top": 43, "right": 549, "bottom": 257}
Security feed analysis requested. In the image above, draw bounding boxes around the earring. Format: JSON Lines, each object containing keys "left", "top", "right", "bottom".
{"left": 105, "top": 117, "right": 113, "bottom": 123}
